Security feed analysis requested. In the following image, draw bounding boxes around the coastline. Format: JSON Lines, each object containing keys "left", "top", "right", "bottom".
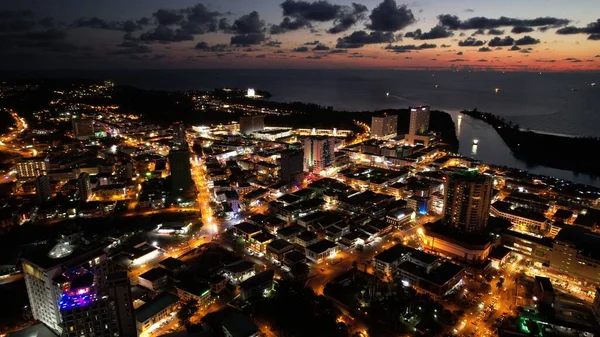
{"left": 460, "top": 109, "right": 600, "bottom": 177}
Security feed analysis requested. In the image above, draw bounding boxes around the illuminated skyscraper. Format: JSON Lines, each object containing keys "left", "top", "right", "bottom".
{"left": 406, "top": 106, "right": 430, "bottom": 146}
{"left": 371, "top": 113, "right": 398, "bottom": 139}
{"left": 21, "top": 243, "right": 108, "bottom": 334}
{"left": 443, "top": 170, "right": 493, "bottom": 233}
{"left": 172, "top": 121, "right": 186, "bottom": 147}
{"left": 278, "top": 149, "right": 304, "bottom": 183}
{"left": 302, "top": 136, "right": 335, "bottom": 173}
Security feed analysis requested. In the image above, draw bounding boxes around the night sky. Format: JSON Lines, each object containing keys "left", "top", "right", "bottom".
{"left": 1, "top": 0, "right": 599, "bottom": 70}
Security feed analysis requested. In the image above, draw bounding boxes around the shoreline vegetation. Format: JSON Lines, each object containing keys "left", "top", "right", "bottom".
{"left": 460, "top": 109, "right": 600, "bottom": 177}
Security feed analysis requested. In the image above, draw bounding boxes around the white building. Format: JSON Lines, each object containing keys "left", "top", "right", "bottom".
{"left": 406, "top": 106, "right": 431, "bottom": 146}
{"left": 21, "top": 242, "right": 108, "bottom": 334}
{"left": 371, "top": 114, "right": 398, "bottom": 140}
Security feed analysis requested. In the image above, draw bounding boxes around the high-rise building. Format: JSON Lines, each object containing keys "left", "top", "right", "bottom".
{"left": 72, "top": 116, "right": 95, "bottom": 140}
{"left": 302, "top": 136, "right": 335, "bottom": 173}
{"left": 406, "top": 106, "right": 431, "bottom": 146}
{"left": 16, "top": 157, "right": 48, "bottom": 180}
{"left": 172, "top": 122, "right": 187, "bottom": 147}
{"left": 169, "top": 148, "right": 193, "bottom": 198}
{"left": 371, "top": 113, "right": 398, "bottom": 139}
{"left": 21, "top": 242, "right": 108, "bottom": 334}
{"left": 239, "top": 115, "right": 265, "bottom": 135}
{"left": 78, "top": 172, "right": 91, "bottom": 202}
{"left": 278, "top": 149, "right": 304, "bottom": 183}
{"left": 35, "top": 175, "right": 52, "bottom": 204}
{"left": 443, "top": 170, "right": 493, "bottom": 233}
{"left": 58, "top": 270, "right": 137, "bottom": 337}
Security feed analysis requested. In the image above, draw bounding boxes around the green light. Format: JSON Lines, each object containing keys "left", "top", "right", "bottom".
{"left": 519, "top": 317, "right": 531, "bottom": 334}
{"left": 145, "top": 172, "right": 151, "bottom": 177}
{"left": 202, "top": 290, "right": 210, "bottom": 296}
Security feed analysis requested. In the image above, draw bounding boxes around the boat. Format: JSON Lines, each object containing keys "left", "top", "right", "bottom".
{"left": 473, "top": 139, "right": 479, "bottom": 145}
{"left": 494, "top": 88, "right": 501, "bottom": 94}
{"left": 434, "top": 84, "right": 439, "bottom": 88}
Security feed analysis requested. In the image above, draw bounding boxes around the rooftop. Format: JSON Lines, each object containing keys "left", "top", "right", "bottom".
{"left": 267, "top": 239, "right": 294, "bottom": 252}
{"left": 135, "top": 292, "right": 179, "bottom": 323}
{"left": 306, "top": 239, "right": 337, "bottom": 254}
{"left": 224, "top": 260, "right": 255, "bottom": 274}
{"left": 234, "top": 222, "right": 262, "bottom": 235}
{"left": 374, "top": 244, "right": 413, "bottom": 264}
{"left": 159, "top": 257, "right": 186, "bottom": 271}
{"left": 554, "top": 225, "right": 600, "bottom": 261}
{"left": 398, "top": 260, "right": 463, "bottom": 286}
{"left": 277, "top": 225, "right": 304, "bottom": 237}
{"left": 239, "top": 269, "right": 274, "bottom": 291}
{"left": 296, "top": 230, "right": 318, "bottom": 243}
{"left": 139, "top": 267, "right": 168, "bottom": 282}
{"left": 283, "top": 250, "right": 306, "bottom": 263}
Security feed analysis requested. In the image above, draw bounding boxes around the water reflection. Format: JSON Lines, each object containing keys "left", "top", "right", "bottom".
{"left": 448, "top": 111, "right": 599, "bottom": 187}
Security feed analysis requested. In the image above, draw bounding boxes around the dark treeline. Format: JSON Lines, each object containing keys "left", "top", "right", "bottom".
{"left": 462, "top": 109, "right": 600, "bottom": 176}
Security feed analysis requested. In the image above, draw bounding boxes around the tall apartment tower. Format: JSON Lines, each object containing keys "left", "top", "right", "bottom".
{"left": 172, "top": 121, "right": 187, "bottom": 147}
{"left": 169, "top": 148, "right": 193, "bottom": 197}
{"left": 106, "top": 271, "right": 138, "bottom": 337}
{"left": 406, "top": 106, "right": 431, "bottom": 146}
{"left": 21, "top": 243, "right": 108, "bottom": 334}
{"left": 72, "top": 116, "right": 95, "bottom": 140}
{"left": 78, "top": 172, "right": 91, "bottom": 202}
{"left": 443, "top": 170, "right": 493, "bottom": 233}
{"left": 371, "top": 113, "right": 398, "bottom": 140}
{"left": 35, "top": 175, "right": 52, "bottom": 204}
{"left": 302, "top": 136, "right": 335, "bottom": 173}
{"left": 239, "top": 115, "right": 265, "bottom": 135}
{"left": 278, "top": 149, "right": 304, "bottom": 183}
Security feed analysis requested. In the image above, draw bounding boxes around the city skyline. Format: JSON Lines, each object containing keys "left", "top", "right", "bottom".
{"left": 0, "top": 0, "right": 599, "bottom": 71}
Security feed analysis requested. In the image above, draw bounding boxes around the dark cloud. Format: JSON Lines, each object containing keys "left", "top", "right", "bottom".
{"left": 230, "top": 33, "right": 265, "bottom": 45}
{"left": 136, "top": 17, "right": 150, "bottom": 26}
{"left": 0, "top": 10, "right": 36, "bottom": 33}
{"left": 384, "top": 43, "right": 436, "bottom": 53}
{"left": 230, "top": 11, "right": 264, "bottom": 34}
{"left": 281, "top": 0, "right": 341, "bottom": 22}
{"left": 487, "top": 28, "right": 504, "bottom": 35}
{"left": 456, "top": 51, "right": 463, "bottom": 55}
{"left": 113, "top": 41, "right": 152, "bottom": 54}
{"left": 270, "top": 17, "right": 309, "bottom": 34}
{"left": 335, "top": 30, "right": 395, "bottom": 48}
{"left": 139, "top": 25, "right": 193, "bottom": 42}
{"left": 477, "top": 59, "right": 488, "bottom": 62}
{"left": 465, "top": 9, "right": 475, "bottom": 13}
{"left": 488, "top": 36, "right": 514, "bottom": 46}
{"left": 406, "top": 25, "right": 453, "bottom": 40}
{"left": 328, "top": 3, "right": 368, "bottom": 34}
{"left": 535, "top": 59, "right": 555, "bottom": 62}
{"left": 179, "top": 4, "right": 221, "bottom": 34}
{"left": 509, "top": 45, "right": 521, "bottom": 51}
{"left": 449, "top": 58, "right": 466, "bottom": 62}
{"left": 329, "top": 49, "right": 347, "bottom": 53}
{"left": 264, "top": 40, "right": 282, "bottom": 47}
{"left": 589, "top": 34, "right": 600, "bottom": 40}
{"left": 256, "top": 54, "right": 267, "bottom": 58}
{"left": 555, "top": 19, "right": 600, "bottom": 35}
{"left": 515, "top": 35, "right": 539, "bottom": 45}
{"left": 306, "top": 55, "right": 323, "bottom": 59}
{"left": 564, "top": 57, "right": 582, "bottom": 62}
{"left": 195, "top": 41, "right": 228, "bottom": 52}
{"left": 438, "top": 14, "right": 569, "bottom": 30}
{"left": 367, "top": 0, "right": 416, "bottom": 32}
{"left": 304, "top": 40, "right": 320, "bottom": 45}
{"left": 292, "top": 46, "right": 309, "bottom": 52}
{"left": 478, "top": 47, "right": 492, "bottom": 52}
{"left": 313, "top": 43, "right": 330, "bottom": 51}
{"left": 73, "top": 17, "right": 141, "bottom": 33}
{"left": 471, "top": 29, "right": 485, "bottom": 36}
{"left": 153, "top": 9, "right": 183, "bottom": 26}
{"left": 440, "top": 44, "right": 451, "bottom": 48}
{"left": 511, "top": 26, "right": 534, "bottom": 34}
{"left": 458, "top": 37, "right": 485, "bottom": 46}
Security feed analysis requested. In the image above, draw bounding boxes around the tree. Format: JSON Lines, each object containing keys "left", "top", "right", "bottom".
{"left": 177, "top": 299, "right": 199, "bottom": 327}
{"left": 290, "top": 262, "right": 309, "bottom": 282}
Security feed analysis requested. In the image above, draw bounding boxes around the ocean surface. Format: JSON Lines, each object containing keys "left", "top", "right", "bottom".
{"left": 2, "top": 69, "right": 599, "bottom": 186}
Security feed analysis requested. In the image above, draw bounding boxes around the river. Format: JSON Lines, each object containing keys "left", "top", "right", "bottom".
{"left": 450, "top": 111, "right": 600, "bottom": 187}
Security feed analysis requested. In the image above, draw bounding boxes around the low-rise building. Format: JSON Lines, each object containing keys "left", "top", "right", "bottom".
{"left": 138, "top": 267, "right": 169, "bottom": 291}
{"left": 266, "top": 239, "right": 294, "bottom": 261}
{"left": 491, "top": 201, "right": 548, "bottom": 233}
{"left": 223, "top": 260, "right": 256, "bottom": 283}
{"left": 176, "top": 280, "right": 212, "bottom": 307}
{"left": 238, "top": 269, "right": 274, "bottom": 301}
{"left": 305, "top": 239, "right": 338, "bottom": 263}
{"left": 135, "top": 292, "right": 179, "bottom": 334}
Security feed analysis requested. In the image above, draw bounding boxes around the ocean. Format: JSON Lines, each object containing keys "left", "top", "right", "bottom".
{"left": 2, "top": 68, "right": 599, "bottom": 186}
{"left": 14, "top": 68, "right": 598, "bottom": 137}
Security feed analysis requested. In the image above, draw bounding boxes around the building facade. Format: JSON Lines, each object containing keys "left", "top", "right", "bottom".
{"left": 72, "top": 117, "right": 95, "bottom": 140}
{"left": 239, "top": 115, "right": 265, "bottom": 135}
{"left": 16, "top": 157, "right": 48, "bottom": 180}
{"left": 302, "top": 136, "right": 335, "bottom": 173}
{"left": 371, "top": 114, "right": 398, "bottom": 140}
{"left": 443, "top": 170, "right": 493, "bottom": 233}
{"left": 278, "top": 149, "right": 304, "bottom": 183}
{"left": 35, "top": 175, "right": 52, "bottom": 204}
{"left": 406, "top": 106, "right": 431, "bottom": 146}
{"left": 168, "top": 148, "right": 193, "bottom": 199}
